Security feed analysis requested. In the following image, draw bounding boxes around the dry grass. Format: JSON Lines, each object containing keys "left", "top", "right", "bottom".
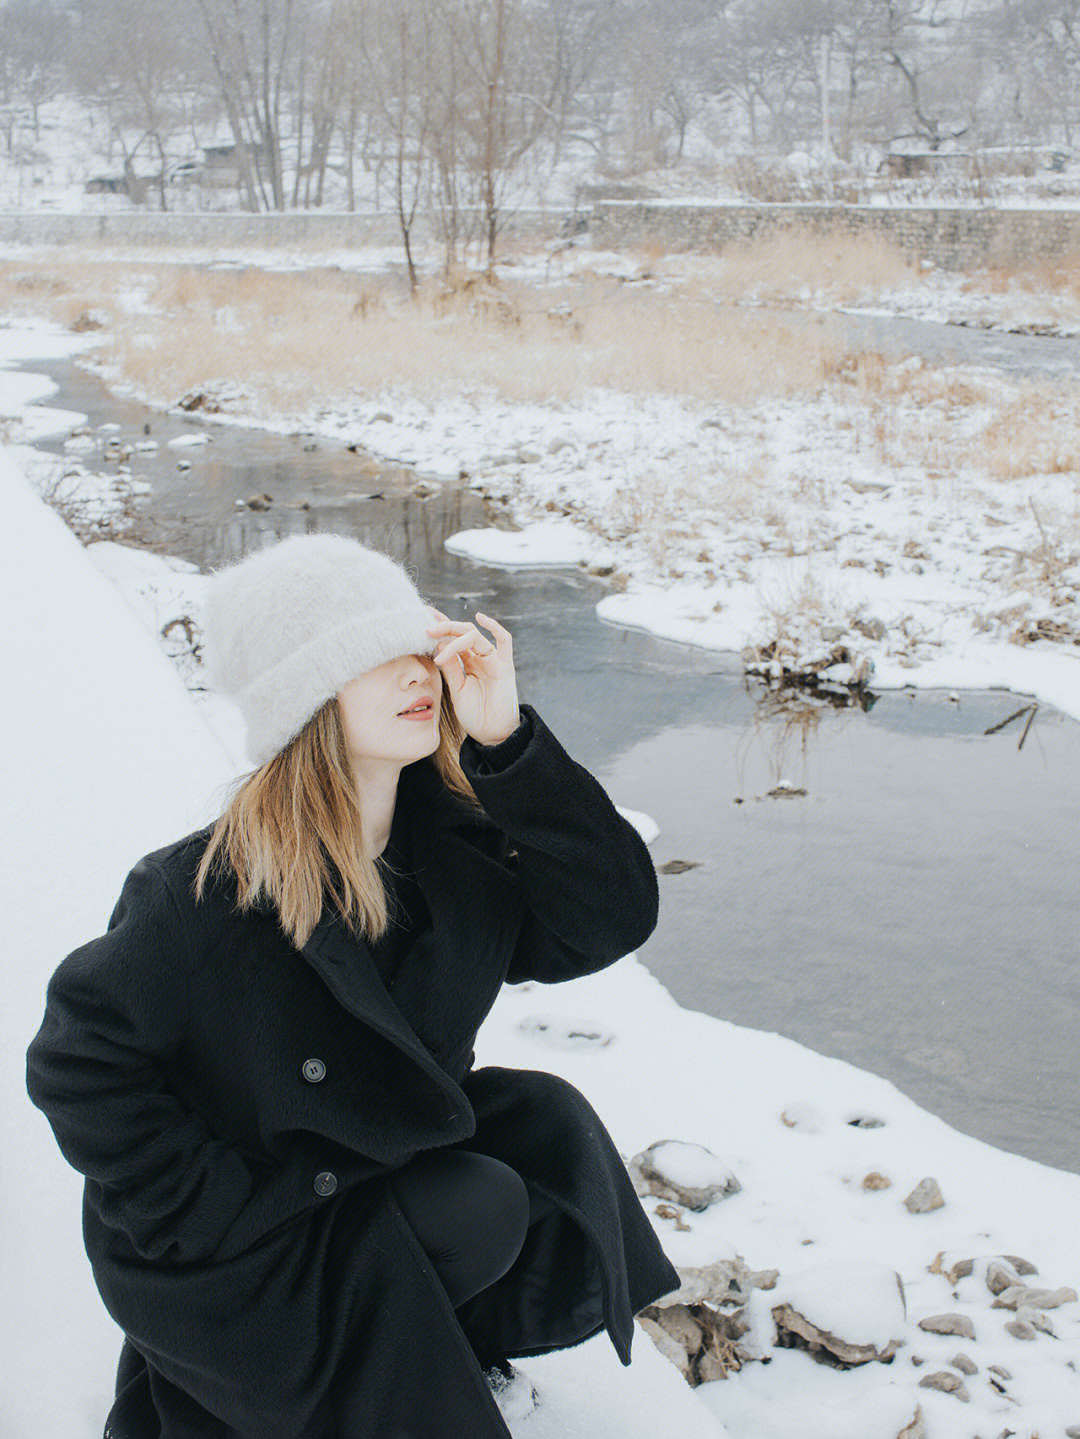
{"left": 979, "top": 393, "right": 1080, "bottom": 479}
{"left": 0, "top": 253, "right": 851, "bottom": 411}
{"left": 3, "top": 240, "right": 1078, "bottom": 593}
{"left": 827, "top": 347, "right": 1080, "bottom": 491}
{"left": 664, "top": 228, "right": 921, "bottom": 306}
{"left": 973, "top": 239, "right": 1080, "bottom": 298}
{"left": 632, "top": 225, "right": 1080, "bottom": 309}
{"left": 2, "top": 228, "right": 1069, "bottom": 424}
{"left": 587, "top": 449, "right": 802, "bottom": 576}
{"left": 4, "top": 244, "right": 1077, "bottom": 505}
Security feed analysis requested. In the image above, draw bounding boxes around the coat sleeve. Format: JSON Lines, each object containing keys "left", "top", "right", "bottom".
{"left": 25, "top": 855, "right": 259, "bottom": 1265}
{"left": 458, "top": 702, "right": 660, "bottom": 985}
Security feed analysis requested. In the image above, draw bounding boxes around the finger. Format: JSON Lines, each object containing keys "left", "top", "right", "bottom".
{"left": 434, "top": 631, "right": 491, "bottom": 661}
{"left": 431, "top": 630, "right": 474, "bottom": 663}
{"left": 474, "top": 611, "right": 510, "bottom": 645}
{"left": 433, "top": 629, "right": 496, "bottom": 665}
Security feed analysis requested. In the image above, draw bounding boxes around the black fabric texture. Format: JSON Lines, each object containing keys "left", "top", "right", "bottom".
{"left": 468, "top": 708, "right": 533, "bottom": 775}
{"left": 387, "top": 1147, "right": 531, "bottom": 1310}
{"left": 26, "top": 701, "right": 679, "bottom": 1439}
{"left": 367, "top": 790, "right": 429, "bottom": 993}
{"left": 368, "top": 710, "right": 527, "bottom": 992}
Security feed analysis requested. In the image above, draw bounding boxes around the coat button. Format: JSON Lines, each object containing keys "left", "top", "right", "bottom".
{"left": 314, "top": 1171, "right": 338, "bottom": 1196}
{"left": 302, "top": 1057, "right": 326, "bottom": 1082}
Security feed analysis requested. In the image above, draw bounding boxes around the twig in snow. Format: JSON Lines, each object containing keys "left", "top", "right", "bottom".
{"left": 983, "top": 703, "right": 1034, "bottom": 737}
{"left": 1029, "top": 496, "right": 1052, "bottom": 576}
{"left": 1018, "top": 703, "right": 1037, "bottom": 750}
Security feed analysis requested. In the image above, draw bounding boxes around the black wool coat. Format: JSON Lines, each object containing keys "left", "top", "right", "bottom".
{"left": 25, "top": 701, "right": 681, "bottom": 1439}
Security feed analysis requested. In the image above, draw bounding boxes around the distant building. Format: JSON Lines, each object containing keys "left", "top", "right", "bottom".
{"left": 83, "top": 173, "right": 155, "bottom": 202}
{"left": 200, "top": 141, "right": 272, "bottom": 188}
{"left": 879, "top": 151, "right": 971, "bottom": 180}
{"left": 84, "top": 175, "right": 128, "bottom": 195}
{"left": 879, "top": 146, "right": 1071, "bottom": 179}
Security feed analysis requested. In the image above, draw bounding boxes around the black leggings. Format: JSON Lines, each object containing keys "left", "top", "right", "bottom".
{"left": 329, "top": 1150, "right": 559, "bottom": 1436}
{"left": 388, "top": 1147, "right": 559, "bottom": 1311}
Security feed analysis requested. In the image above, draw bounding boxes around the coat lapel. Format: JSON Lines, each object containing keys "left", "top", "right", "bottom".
{"left": 295, "top": 756, "right": 503, "bottom": 1105}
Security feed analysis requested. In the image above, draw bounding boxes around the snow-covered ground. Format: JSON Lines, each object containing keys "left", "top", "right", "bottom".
{"left": 6, "top": 91, "right": 1080, "bottom": 218}
{"left": 5, "top": 319, "right": 1080, "bottom": 1439}
{"left": 6, "top": 221, "right": 1080, "bottom": 339}
{"left": 6, "top": 239, "right": 1076, "bottom": 724}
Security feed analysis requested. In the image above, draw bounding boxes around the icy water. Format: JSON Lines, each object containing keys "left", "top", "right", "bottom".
{"left": 31, "top": 346, "right": 1080, "bottom": 1177}
{"left": 834, "top": 306, "right": 1080, "bottom": 380}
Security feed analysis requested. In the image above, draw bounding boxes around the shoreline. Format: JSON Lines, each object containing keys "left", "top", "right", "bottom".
{"left": 5, "top": 314, "right": 1080, "bottom": 1439}
{"left": 4, "top": 262, "right": 1078, "bottom": 725}
{"left": 45, "top": 261, "right": 1080, "bottom": 726}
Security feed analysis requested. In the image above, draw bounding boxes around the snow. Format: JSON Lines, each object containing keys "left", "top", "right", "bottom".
{"left": 165, "top": 430, "right": 213, "bottom": 447}
{"left": 516, "top": 1331, "right": 728, "bottom": 1438}
{"left": 769, "top": 1262, "right": 908, "bottom": 1352}
{"left": 4, "top": 84, "right": 1080, "bottom": 214}
{"left": 587, "top": 574, "right": 1080, "bottom": 723}
{"left": 1, "top": 338, "right": 240, "bottom": 1439}
{"left": 6, "top": 319, "right": 1080, "bottom": 1439}
{"left": 704, "top": 1347, "right": 922, "bottom": 1439}
{"left": 643, "top": 1141, "right": 737, "bottom": 1193}
{"left": 14, "top": 233, "right": 1074, "bottom": 723}
{"left": 446, "top": 518, "right": 604, "bottom": 568}
{"left": 0, "top": 334, "right": 99, "bottom": 443}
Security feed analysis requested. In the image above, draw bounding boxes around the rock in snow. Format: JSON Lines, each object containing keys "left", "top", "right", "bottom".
{"left": 629, "top": 1141, "right": 741, "bottom": 1211}
{"left": 768, "top": 1261, "right": 908, "bottom": 1362}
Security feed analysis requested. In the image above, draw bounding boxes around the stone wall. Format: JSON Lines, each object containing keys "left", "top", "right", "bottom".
{"left": 0, "top": 207, "right": 565, "bottom": 250}
{"left": 587, "top": 201, "right": 1080, "bottom": 270}
{"left": 2, "top": 202, "right": 1078, "bottom": 270}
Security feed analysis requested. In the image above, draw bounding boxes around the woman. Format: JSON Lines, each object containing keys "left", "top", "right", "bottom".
{"left": 25, "top": 532, "right": 681, "bottom": 1439}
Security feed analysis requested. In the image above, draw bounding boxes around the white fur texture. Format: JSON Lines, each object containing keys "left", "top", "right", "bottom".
{"left": 199, "top": 533, "right": 440, "bottom": 765}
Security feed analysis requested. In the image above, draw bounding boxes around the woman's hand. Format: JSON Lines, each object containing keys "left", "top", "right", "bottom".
{"left": 425, "top": 608, "right": 521, "bottom": 746}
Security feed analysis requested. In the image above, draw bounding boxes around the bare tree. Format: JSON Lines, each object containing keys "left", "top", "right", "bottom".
{"left": 826, "top": 0, "right": 896, "bottom": 162}
{"left": 28, "top": 0, "right": 1076, "bottom": 222}
{"left": 612, "top": 0, "right": 713, "bottom": 170}
{"left": 353, "top": 0, "right": 441, "bottom": 288}
{"left": 290, "top": 0, "right": 352, "bottom": 206}
{"left": 530, "top": 0, "right": 622, "bottom": 170}
{"left": 971, "top": 1, "right": 1046, "bottom": 142}
{"left": 327, "top": 0, "right": 379, "bottom": 212}
{"left": 557, "top": 0, "right": 627, "bottom": 171}
{"left": 772, "top": 0, "right": 896, "bottom": 169}
{"left": 425, "top": 9, "right": 472, "bottom": 272}
{"left": 69, "top": 0, "right": 201, "bottom": 208}
{"left": 0, "top": 0, "right": 72, "bottom": 154}
{"left": 1007, "top": 0, "right": 1080, "bottom": 143}
{"left": 189, "top": 0, "right": 300, "bottom": 210}
{"left": 715, "top": 0, "right": 810, "bottom": 151}
{"left": 432, "top": 0, "right": 561, "bottom": 273}
{"left": 869, "top": 0, "right": 968, "bottom": 150}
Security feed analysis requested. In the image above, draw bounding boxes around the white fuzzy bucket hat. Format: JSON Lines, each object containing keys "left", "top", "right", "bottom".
{"left": 199, "top": 532, "right": 441, "bottom": 765}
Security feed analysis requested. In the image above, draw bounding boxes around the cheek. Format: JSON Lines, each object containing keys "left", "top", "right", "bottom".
{"left": 337, "top": 691, "right": 383, "bottom": 746}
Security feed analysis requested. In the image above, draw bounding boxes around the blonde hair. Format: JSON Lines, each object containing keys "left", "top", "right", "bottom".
{"left": 193, "top": 686, "right": 482, "bottom": 950}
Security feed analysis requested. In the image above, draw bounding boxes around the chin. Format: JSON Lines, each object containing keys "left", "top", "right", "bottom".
{"left": 406, "top": 719, "right": 439, "bottom": 749}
